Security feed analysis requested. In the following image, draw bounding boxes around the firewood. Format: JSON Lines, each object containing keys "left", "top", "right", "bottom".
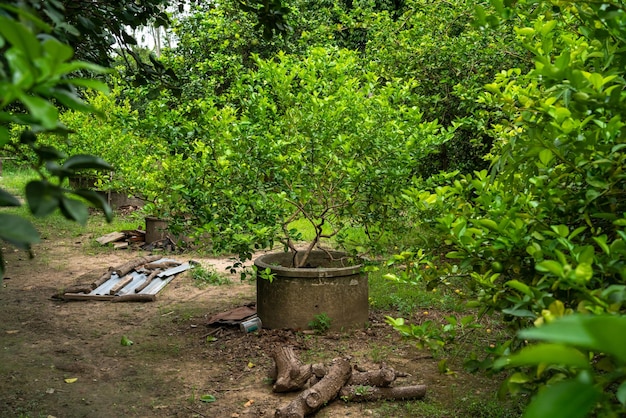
{"left": 338, "top": 384, "right": 426, "bottom": 402}
{"left": 91, "top": 269, "right": 113, "bottom": 289}
{"left": 272, "top": 346, "right": 313, "bottom": 393}
{"left": 111, "top": 294, "right": 156, "bottom": 302}
{"left": 60, "top": 293, "right": 114, "bottom": 301}
{"left": 134, "top": 269, "right": 162, "bottom": 293}
{"left": 63, "top": 284, "right": 94, "bottom": 294}
{"left": 143, "top": 261, "right": 180, "bottom": 270}
{"left": 275, "top": 357, "right": 352, "bottom": 418}
{"left": 109, "top": 274, "right": 134, "bottom": 295}
{"left": 112, "top": 255, "right": 162, "bottom": 276}
{"left": 348, "top": 364, "right": 397, "bottom": 387}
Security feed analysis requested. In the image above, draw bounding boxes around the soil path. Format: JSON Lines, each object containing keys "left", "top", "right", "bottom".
{"left": 0, "top": 237, "right": 498, "bottom": 418}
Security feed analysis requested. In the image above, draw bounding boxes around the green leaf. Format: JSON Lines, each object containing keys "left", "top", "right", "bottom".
{"left": 0, "top": 16, "right": 41, "bottom": 61}
{"left": 40, "top": 37, "right": 73, "bottom": 67}
{"left": 65, "top": 78, "right": 110, "bottom": 93}
{"left": 51, "top": 89, "right": 93, "bottom": 114}
{"left": 539, "top": 149, "right": 553, "bottom": 166}
{"left": 617, "top": 381, "right": 626, "bottom": 406}
{"left": 60, "top": 196, "right": 89, "bottom": 225}
{"left": 25, "top": 181, "right": 59, "bottom": 217}
{"left": 574, "top": 263, "right": 593, "bottom": 282}
{"left": 494, "top": 343, "right": 590, "bottom": 370}
{"left": 519, "top": 315, "right": 626, "bottom": 363}
{"left": 18, "top": 94, "right": 59, "bottom": 130}
{"left": 0, "top": 213, "right": 40, "bottom": 249}
{"left": 73, "top": 189, "right": 113, "bottom": 222}
{"left": 120, "top": 336, "right": 133, "bottom": 346}
{"left": 536, "top": 260, "right": 564, "bottom": 278}
{"left": 523, "top": 379, "right": 601, "bottom": 418}
{"left": 506, "top": 280, "right": 533, "bottom": 297}
{"left": 62, "top": 154, "right": 113, "bottom": 171}
{"left": 0, "top": 188, "right": 21, "bottom": 207}
{"left": 199, "top": 394, "right": 216, "bottom": 403}
{"left": 474, "top": 218, "right": 499, "bottom": 231}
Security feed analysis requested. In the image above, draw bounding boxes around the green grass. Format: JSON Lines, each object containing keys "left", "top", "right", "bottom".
{"left": 0, "top": 166, "right": 143, "bottom": 243}
{"left": 368, "top": 267, "right": 466, "bottom": 315}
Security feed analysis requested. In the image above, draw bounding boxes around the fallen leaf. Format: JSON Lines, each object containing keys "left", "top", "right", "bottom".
{"left": 6, "top": 330, "right": 18, "bottom": 334}
{"left": 64, "top": 378, "right": 78, "bottom": 384}
{"left": 200, "top": 394, "right": 216, "bottom": 403}
{"left": 247, "top": 361, "right": 255, "bottom": 368}
{"left": 120, "top": 336, "right": 133, "bottom": 346}
{"left": 244, "top": 399, "right": 254, "bottom": 407}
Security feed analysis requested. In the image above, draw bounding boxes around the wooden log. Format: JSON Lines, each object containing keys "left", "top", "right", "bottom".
{"left": 348, "top": 364, "right": 397, "bottom": 387}
{"left": 111, "top": 294, "right": 156, "bottom": 303}
{"left": 91, "top": 269, "right": 113, "bottom": 289}
{"left": 109, "top": 274, "right": 134, "bottom": 295}
{"left": 272, "top": 346, "right": 313, "bottom": 393}
{"left": 60, "top": 293, "right": 114, "bottom": 301}
{"left": 143, "top": 261, "right": 180, "bottom": 270}
{"left": 338, "top": 384, "right": 426, "bottom": 402}
{"left": 274, "top": 357, "right": 352, "bottom": 418}
{"left": 134, "top": 269, "right": 162, "bottom": 293}
{"left": 112, "top": 255, "right": 162, "bottom": 276}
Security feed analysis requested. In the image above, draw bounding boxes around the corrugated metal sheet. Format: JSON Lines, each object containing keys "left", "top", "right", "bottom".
{"left": 90, "top": 259, "right": 191, "bottom": 297}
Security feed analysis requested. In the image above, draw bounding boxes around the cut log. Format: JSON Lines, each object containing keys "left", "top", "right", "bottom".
{"left": 274, "top": 357, "right": 352, "bottom": 418}
{"left": 144, "top": 261, "right": 180, "bottom": 270}
{"left": 272, "top": 346, "right": 313, "bottom": 393}
{"left": 111, "top": 294, "right": 156, "bottom": 302}
{"left": 63, "top": 284, "right": 94, "bottom": 294}
{"left": 96, "top": 231, "right": 126, "bottom": 245}
{"left": 112, "top": 255, "right": 162, "bottom": 276}
{"left": 109, "top": 274, "right": 134, "bottom": 295}
{"left": 60, "top": 293, "right": 114, "bottom": 301}
{"left": 92, "top": 269, "right": 113, "bottom": 289}
{"left": 348, "top": 364, "right": 397, "bottom": 387}
{"left": 338, "top": 384, "right": 426, "bottom": 402}
{"left": 134, "top": 269, "right": 162, "bottom": 293}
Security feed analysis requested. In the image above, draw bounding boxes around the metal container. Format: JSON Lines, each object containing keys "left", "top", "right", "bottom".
{"left": 240, "top": 316, "right": 262, "bottom": 333}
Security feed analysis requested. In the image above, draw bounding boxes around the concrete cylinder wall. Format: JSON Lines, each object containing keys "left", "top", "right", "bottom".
{"left": 255, "top": 251, "right": 369, "bottom": 330}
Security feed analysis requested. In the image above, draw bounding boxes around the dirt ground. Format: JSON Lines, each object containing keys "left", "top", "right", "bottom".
{"left": 0, "top": 233, "right": 505, "bottom": 418}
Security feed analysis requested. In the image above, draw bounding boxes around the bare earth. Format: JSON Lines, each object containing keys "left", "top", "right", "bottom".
{"left": 0, "top": 233, "right": 502, "bottom": 418}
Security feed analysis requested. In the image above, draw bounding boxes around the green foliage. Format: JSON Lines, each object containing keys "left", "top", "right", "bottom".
{"left": 0, "top": 5, "right": 113, "bottom": 278}
{"left": 308, "top": 313, "right": 332, "bottom": 333}
{"left": 191, "top": 265, "right": 231, "bottom": 287}
{"left": 496, "top": 315, "right": 626, "bottom": 418}
{"left": 390, "top": 1, "right": 626, "bottom": 416}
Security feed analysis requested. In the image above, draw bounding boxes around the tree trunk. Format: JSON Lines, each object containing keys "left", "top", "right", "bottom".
{"left": 274, "top": 357, "right": 352, "bottom": 418}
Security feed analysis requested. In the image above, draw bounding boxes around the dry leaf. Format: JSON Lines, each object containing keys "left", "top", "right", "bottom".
{"left": 64, "top": 378, "right": 78, "bottom": 384}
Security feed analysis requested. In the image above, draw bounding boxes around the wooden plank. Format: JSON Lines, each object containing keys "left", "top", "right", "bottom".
{"left": 113, "top": 241, "right": 129, "bottom": 249}
{"left": 96, "top": 231, "right": 126, "bottom": 245}
{"left": 61, "top": 293, "right": 114, "bottom": 301}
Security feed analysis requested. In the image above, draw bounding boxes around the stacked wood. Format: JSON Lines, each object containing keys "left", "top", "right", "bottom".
{"left": 94, "top": 229, "right": 176, "bottom": 251}
{"left": 271, "top": 346, "right": 426, "bottom": 418}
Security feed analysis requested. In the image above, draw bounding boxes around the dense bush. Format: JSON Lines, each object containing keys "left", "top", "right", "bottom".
{"left": 391, "top": 1, "right": 626, "bottom": 416}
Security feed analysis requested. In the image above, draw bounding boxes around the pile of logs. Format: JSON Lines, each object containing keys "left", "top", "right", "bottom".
{"left": 95, "top": 230, "right": 176, "bottom": 251}
{"left": 270, "top": 346, "right": 426, "bottom": 418}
